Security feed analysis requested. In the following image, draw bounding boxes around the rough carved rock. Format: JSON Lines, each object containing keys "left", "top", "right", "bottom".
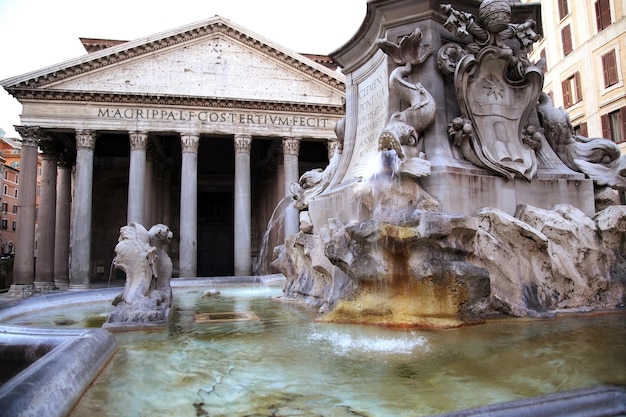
{"left": 473, "top": 205, "right": 625, "bottom": 317}
{"left": 273, "top": 204, "right": 626, "bottom": 327}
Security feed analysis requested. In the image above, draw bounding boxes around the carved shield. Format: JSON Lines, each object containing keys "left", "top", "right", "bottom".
{"left": 455, "top": 46, "right": 543, "bottom": 180}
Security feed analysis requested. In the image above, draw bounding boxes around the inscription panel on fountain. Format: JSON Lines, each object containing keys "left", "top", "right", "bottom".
{"left": 345, "top": 52, "right": 389, "bottom": 180}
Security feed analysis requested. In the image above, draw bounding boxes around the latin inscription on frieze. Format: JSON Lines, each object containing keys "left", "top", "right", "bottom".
{"left": 97, "top": 108, "right": 330, "bottom": 128}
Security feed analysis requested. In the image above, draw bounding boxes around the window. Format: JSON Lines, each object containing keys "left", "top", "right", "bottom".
{"left": 3, "top": 171, "right": 6, "bottom": 180}
{"left": 12, "top": 205, "right": 17, "bottom": 214}
{"left": 1, "top": 203, "right": 6, "bottom": 213}
{"left": 601, "top": 107, "right": 626, "bottom": 144}
{"left": 602, "top": 49, "right": 619, "bottom": 88}
{"left": 596, "top": 0, "right": 612, "bottom": 31}
{"left": 558, "top": 0, "right": 569, "bottom": 20}
{"left": 11, "top": 221, "right": 16, "bottom": 231}
{"left": 574, "top": 123, "right": 588, "bottom": 137}
{"left": 1, "top": 220, "right": 7, "bottom": 230}
{"left": 562, "top": 72, "right": 582, "bottom": 107}
{"left": 3, "top": 185, "right": 7, "bottom": 196}
{"left": 561, "top": 25, "right": 573, "bottom": 56}
{"left": 13, "top": 189, "right": 17, "bottom": 198}
{"left": 540, "top": 49, "right": 547, "bottom": 72}
{"left": 15, "top": 174, "right": 18, "bottom": 184}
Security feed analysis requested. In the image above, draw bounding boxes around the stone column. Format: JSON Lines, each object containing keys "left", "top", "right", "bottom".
{"left": 328, "top": 139, "right": 339, "bottom": 160}
{"left": 162, "top": 169, "right": 171, "bottom": 226}
{"left": 144, "top": 149, "right": 155, "bottom": 227}
{"left": 127, "top": 131, "right": 147, "bottom": 225}
{"left": 282, "top": 137, "right": 300, "bottom": 238}
{"left": 154, "top": 161, "right": 165, "bottom": 225}
{"left": 70, "top": 129, "right": 97, "bottom": 289}
{"left": 234, "top": 134, "right": 252, "bottom": 276}
{"left": 8, "top": 126, "right": 41, "bottom": 297}
{"left": 54, "top": 154, "right": 73, "bottom": 289}
{"left": 179, "top": 133, "right": 199, "bottom": 277}
{"left": 34, "top": 139, "right": 59, "bottom": 292}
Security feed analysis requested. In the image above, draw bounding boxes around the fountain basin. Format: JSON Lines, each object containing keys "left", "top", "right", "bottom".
{"left": 1, "top": 277, "right": 625, "bottom": 416}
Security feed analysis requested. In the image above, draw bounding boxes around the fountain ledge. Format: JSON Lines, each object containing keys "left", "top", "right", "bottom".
{"left": 429, "top": 384, "right": 626, "bottom": 417}
{"left": 0, "top": 325, "right": 118, "bottom": 417}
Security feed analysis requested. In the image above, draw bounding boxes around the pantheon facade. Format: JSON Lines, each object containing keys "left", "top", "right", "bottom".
{"left": 1, "top": 17, "right": 345, "bottom": 292}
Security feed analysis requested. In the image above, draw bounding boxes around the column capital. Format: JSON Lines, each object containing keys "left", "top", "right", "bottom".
{"left": 234, "top": 134, "right": 252, "bottom": 154}
{"left": 75, "top": 129, "right": 97, "bottom": 150}
{"left": 180, "top": 133, "right": 200, "bottom": 153}
{"left": 57, "top": 150, "right": 75, "bottom": 168}
{"left": 129, "top": 131, "right": 148, "bottom": 151}
{"left": 282, "top": 137, "right": 301, "bottom": 156}
{"left": 38, "top": 138, "right": 60, "bottom": 158}
{"left": 15, "top": 125, "right": 45, "bottom": 147}
{"left": 327, "top": 139, "right": 340, "bottom": 159}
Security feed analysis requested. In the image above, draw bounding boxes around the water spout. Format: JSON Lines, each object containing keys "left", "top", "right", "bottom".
{"left": 253, "top": 195, "right": 294, "bottom": 276}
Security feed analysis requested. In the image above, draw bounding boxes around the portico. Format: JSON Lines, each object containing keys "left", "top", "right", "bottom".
{"left": 1, "top": 16, "right": 345, "bottom": 290}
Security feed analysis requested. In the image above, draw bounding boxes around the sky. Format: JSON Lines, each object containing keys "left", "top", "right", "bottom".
{"left": 0, "top": 0, "right": 367, "bottom": 137}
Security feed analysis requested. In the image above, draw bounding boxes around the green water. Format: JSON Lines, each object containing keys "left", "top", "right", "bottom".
{"left": 8, "top": 285, "right": 626, "bottom": 416}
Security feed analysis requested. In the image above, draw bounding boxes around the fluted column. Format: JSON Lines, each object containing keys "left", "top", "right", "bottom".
{"left": 282, "top": 137, "right": 300, "bottom": 238}
{"left": 54, "top": 154, "right": 73, "bottom": 289}
{"left": 127, "top": 131, "right": 147, "bottom": 225}
{"left": 70, "top": 129, "right": 97, "bottom": 289}
{"left": 8, "top": 126, "right": 41, "bottom": 297}
{"left": 234, "top": 134, "right": 252, "bottom": 276}
{"left": 34, "top": 139, "right": 59, "bottom": 291}
{"left": 179, "top": 133, "right": 199, "bottom": 277}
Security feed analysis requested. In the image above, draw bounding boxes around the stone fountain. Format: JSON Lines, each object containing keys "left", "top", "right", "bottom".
{"left": 274, "top": 0, "right": 626, "bottom": 328}
{"left": 104, "top": 223, "right": 174, "bottom": 329}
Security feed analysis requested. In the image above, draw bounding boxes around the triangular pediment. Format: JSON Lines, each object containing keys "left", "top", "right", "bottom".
{"left": 2, "top": 16, "right": 344, "bottom": 108}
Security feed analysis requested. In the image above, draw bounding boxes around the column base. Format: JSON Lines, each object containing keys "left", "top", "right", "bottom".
{"left": 68, "top": 283, "right": 91, "bottom": 291}
{"left": 34, "top": 281, "right": 57, "bottom": 294}
{"left": 54, "top": 280, "right": 70, "bottom": 290}
{"left": 6, "top": 284, "right": 35, "bottom": 298}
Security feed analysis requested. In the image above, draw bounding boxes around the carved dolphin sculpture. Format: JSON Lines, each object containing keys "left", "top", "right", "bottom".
{"left": 537, "top": 92, "right": 625, "bottom": 190}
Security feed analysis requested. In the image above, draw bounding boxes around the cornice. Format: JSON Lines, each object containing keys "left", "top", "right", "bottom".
{"left": 2, "top": 17, "right": 344, "bottom": 93}
{"left": 6, "top": 88, "right": 346, "bottom": 115}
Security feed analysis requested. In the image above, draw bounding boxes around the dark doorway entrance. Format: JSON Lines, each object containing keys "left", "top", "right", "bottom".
{"left": 198, "top": 191, "right": 234, "bottom": 276}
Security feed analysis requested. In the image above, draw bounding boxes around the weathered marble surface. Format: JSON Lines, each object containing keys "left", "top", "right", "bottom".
{"left": 105, "top": 223, "right": 173, "bottom": 327}
{"left": 273, "top": 202, "right": 625, "bottom": 326}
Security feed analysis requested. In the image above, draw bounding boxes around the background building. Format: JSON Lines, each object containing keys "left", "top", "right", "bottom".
{"left": 0, "top": 129, "right": 42, "bottom": 289}
{"left": 525, "top": 0, "right": 626, "bottom": 154}
{"left": 1, "top": 17, "right": 344, "bottom": 291}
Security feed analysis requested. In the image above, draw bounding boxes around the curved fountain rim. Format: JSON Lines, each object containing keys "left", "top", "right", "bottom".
{"left": 0, "top": 275, "right": 286, "bottom": 323}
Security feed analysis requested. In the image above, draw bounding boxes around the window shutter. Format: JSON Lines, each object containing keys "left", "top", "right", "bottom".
{"left": 620, "top": 107, "right": 626, "bottom": 143}
{"left": 561, "top": 25, "right": 573, "bottom": 56}
{"left": 602, "top": 50, "right": 618, "bottom": 87}
{"left": 562, "top": 80, "right": 571, "bottom": 107}
{"left": 580, "top": 122, "right": 588, "bottom": 137}
{"left": 574, "top": 72, "right": 582, "bottom": 103}
{"left": 601, "top": 113, "right": 611, "bottom": 140}
{"left": 558, "top": 0, "right": 569, "bottom": 20}
{"left": 596, "top": 0, "right": 612, "bottom": 31}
